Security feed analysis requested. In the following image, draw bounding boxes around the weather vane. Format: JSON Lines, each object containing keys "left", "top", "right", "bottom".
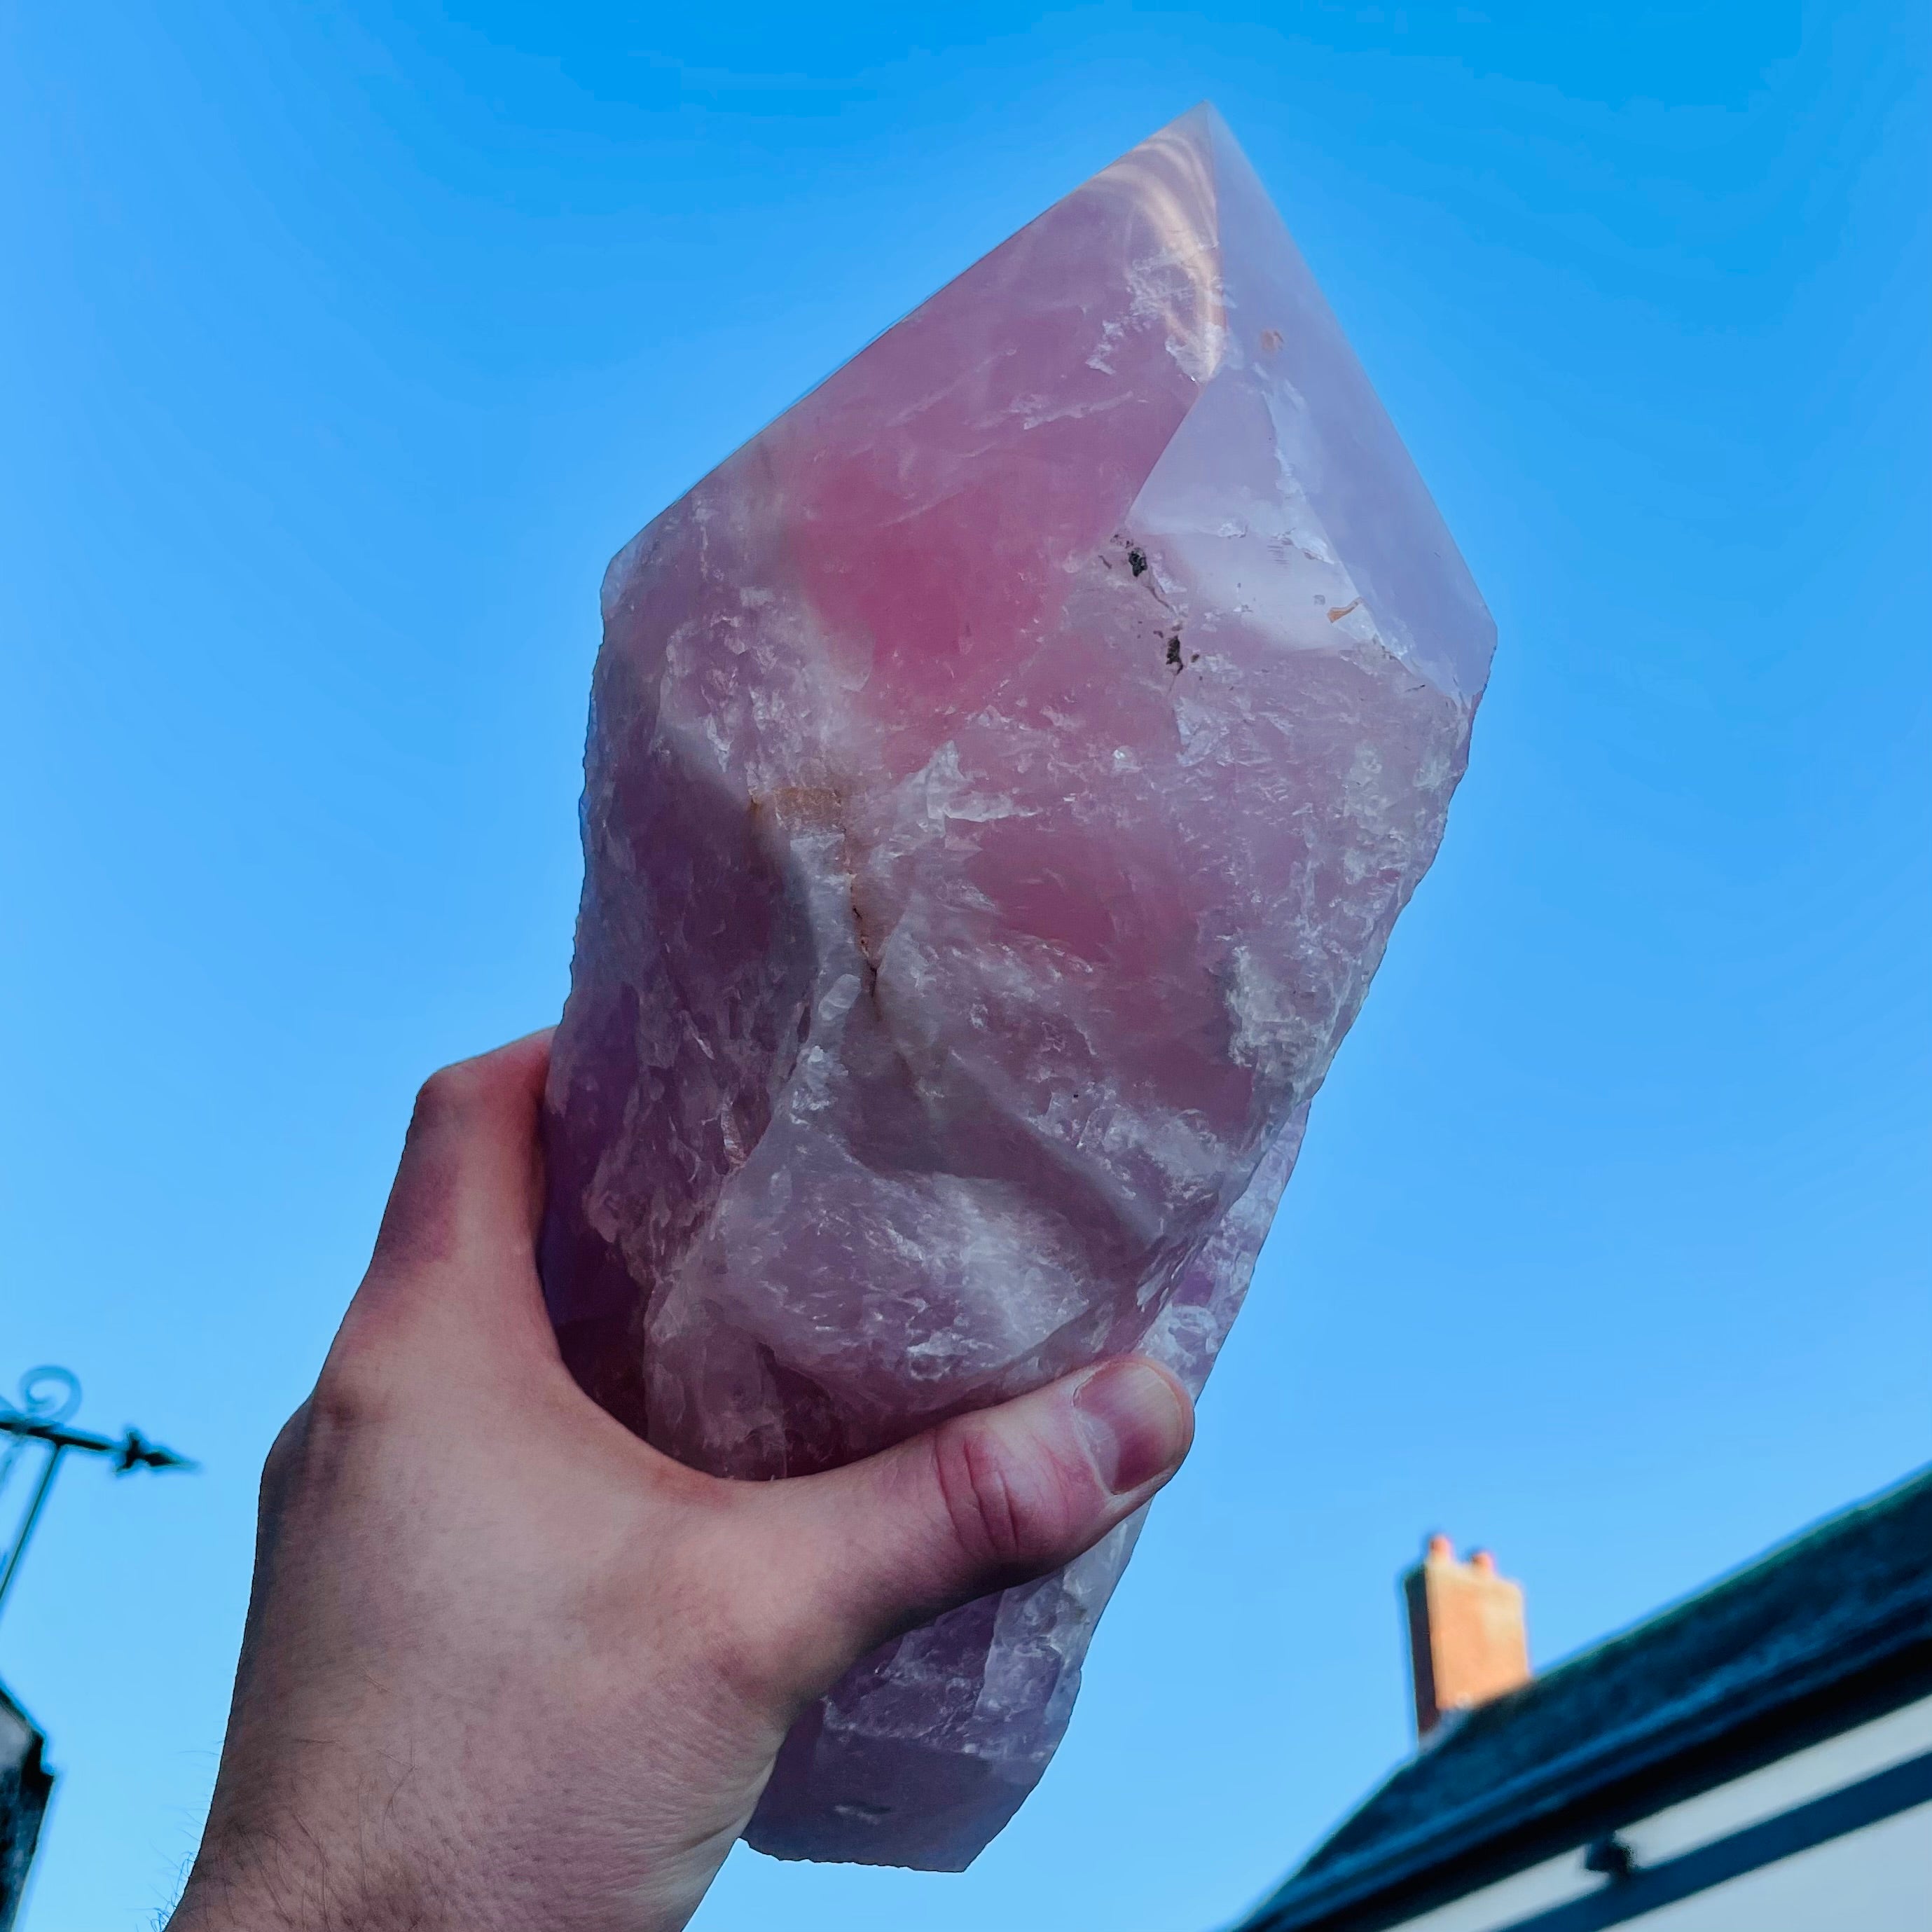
{"left": 0, "top": 1365, "right": 196, "bottom": 1624}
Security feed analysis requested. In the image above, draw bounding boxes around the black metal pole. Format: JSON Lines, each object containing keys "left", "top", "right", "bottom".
{"left": 0, "top": 1447, "right": 65, "bottom": 1624}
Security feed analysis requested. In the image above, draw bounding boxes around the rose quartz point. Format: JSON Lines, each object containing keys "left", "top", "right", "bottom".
{"left": 542, "top": 104, "right": 1494, "bottom": 1870}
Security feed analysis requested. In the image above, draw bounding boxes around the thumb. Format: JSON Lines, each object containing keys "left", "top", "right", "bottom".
{"left": 763, "top": 1358, "right": 1193, "bottom": 1692}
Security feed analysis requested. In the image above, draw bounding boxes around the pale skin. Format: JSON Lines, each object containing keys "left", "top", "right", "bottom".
{"left": 169, "top": 1032, "right": 1195, "bottom": 1932}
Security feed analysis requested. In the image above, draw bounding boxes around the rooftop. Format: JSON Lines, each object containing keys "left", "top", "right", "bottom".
{"left": 1238, "top": 1464, "right": 1932, "bottom": 1932}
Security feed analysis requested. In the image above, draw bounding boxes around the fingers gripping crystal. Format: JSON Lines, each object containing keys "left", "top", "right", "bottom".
{"left": 540, "top": 105, "right": 1494, "bottom": 1870}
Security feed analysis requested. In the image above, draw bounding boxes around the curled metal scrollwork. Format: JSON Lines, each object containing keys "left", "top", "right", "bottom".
{"left": 11, "top": 1365, "right": 83, "bottom": 1426}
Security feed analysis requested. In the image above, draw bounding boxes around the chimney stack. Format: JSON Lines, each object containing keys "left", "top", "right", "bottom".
{"left": 1403, "top": 1535, "right": 1531, "bottom": 1739}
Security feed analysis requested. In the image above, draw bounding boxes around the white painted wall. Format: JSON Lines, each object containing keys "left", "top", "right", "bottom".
{"left": 1379, "top": 1692, "right": 1932, "bottom": 1932}
{"left": 1631, "top": 1804, "right": 1927, "bottom": 1930}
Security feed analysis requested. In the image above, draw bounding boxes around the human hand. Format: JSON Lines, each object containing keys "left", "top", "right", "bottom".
{"left": 169, "top": 1032, "right": 1194, "bottom": 1932}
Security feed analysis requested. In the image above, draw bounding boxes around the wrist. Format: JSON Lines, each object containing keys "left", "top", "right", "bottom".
{"left": 168, "top": 1832, "right": 428, "bottom": 1932}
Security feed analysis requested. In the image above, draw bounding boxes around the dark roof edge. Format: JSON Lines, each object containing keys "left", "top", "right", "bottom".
{"left": 1243, "top": 1599, "right": 1930, "bottom": 1931}
{"left": 1241, "top": 1467, "right": 1932, "bottom": 1932}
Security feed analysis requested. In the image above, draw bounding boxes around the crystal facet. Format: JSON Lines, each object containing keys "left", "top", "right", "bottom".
{"left": 541, "top": 105, "right": 1494, "bottom": 1870}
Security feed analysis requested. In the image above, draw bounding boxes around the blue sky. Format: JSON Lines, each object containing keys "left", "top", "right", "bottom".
{"left": 2, "top": 4, "right": 1926, "bottom": 1928}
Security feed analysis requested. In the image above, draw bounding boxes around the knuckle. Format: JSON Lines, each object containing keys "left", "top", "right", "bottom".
{"left": 410, "top": 1060, "right": 481, "bottom": 1129}
{"left": 257, "top": 1405, "right": 308, "bottom": 1507}
{"left": 305, "top": 1348, "right": 394, "bottom": 1444}
{"left": 263, "top": 1351, "right": 403, "bottom": 1513}
{"left": 930, "top": 1420, "right": 1042, "bottom": 1577}
{"left": 704, "top": 1580, "right": 819, "bottom": 1720}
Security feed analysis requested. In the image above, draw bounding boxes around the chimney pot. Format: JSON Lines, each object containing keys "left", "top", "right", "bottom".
{"left": 1403, "top": 1538, "right": 1530, "bottom": 1740}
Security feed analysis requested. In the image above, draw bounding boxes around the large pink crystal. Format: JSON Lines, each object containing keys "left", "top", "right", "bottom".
{"left": 541, "top": 105, "right": 1493, "bottom": 1870}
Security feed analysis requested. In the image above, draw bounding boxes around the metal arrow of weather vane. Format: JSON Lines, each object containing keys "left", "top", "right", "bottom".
{"left": 0, "top": 1366, "right": 197, "bottom": 1625}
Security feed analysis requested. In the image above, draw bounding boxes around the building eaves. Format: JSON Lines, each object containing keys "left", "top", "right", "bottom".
{"left": 1236, "top": 1465, "right": 1932, "bottom": 1932}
